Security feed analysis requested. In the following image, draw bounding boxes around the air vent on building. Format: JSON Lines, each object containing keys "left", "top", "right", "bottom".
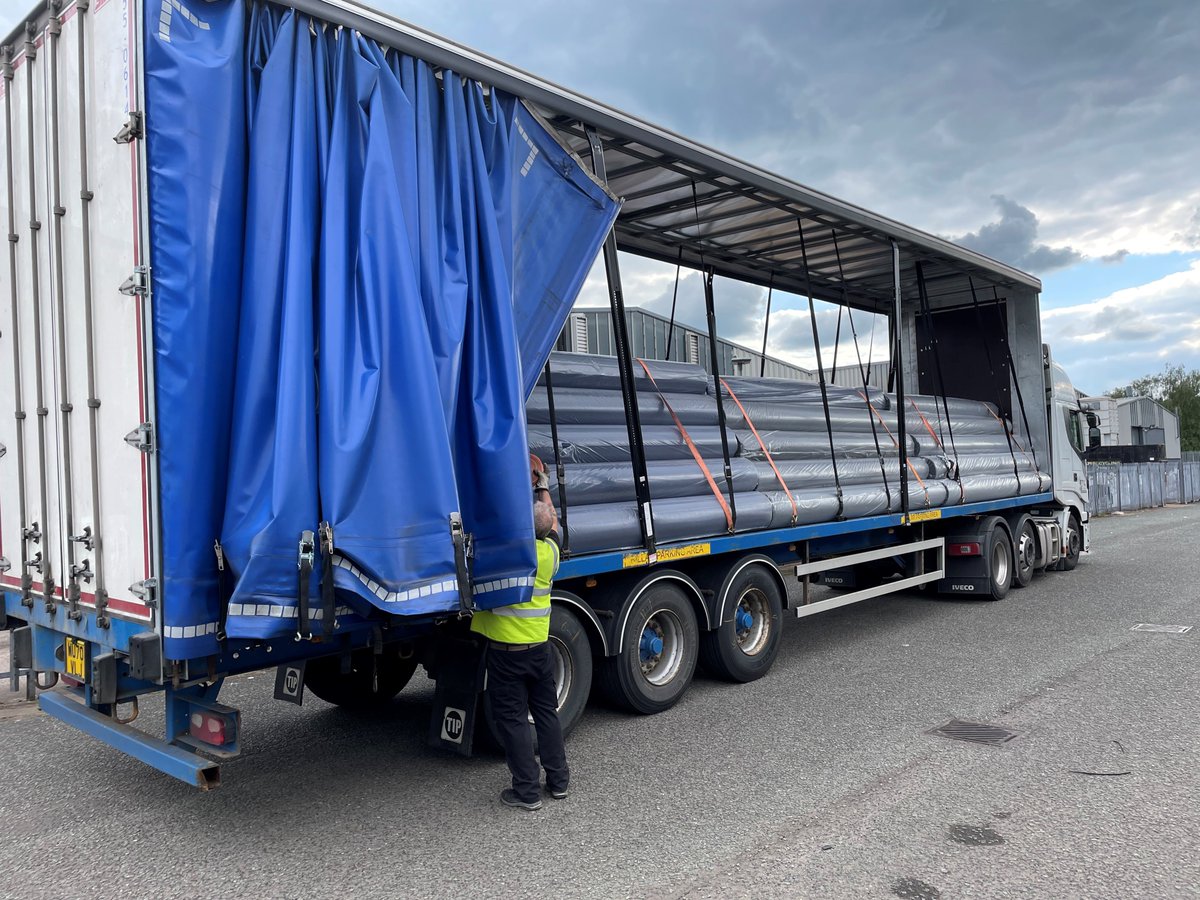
{"left": 571, "top": 314, "right": 589, "bottom": 353}
{"left": 685, "top": 332, "right": 700, "bottom": 365}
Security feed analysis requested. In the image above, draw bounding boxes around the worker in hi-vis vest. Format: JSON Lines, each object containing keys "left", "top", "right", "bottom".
{"left": 470, "top": 453, "right": 569, "bottom": 810}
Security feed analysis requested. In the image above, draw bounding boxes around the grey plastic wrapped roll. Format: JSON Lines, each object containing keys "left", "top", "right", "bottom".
{"left": 763, "top": 484, "right": 902, "bottom": 528}
{"left": 752, "top": 457, "right": 939, "bottom": 488}
{"left": 907, "top": 394, "right": 998, "bottom": 418}
{"left": 737, "top": 430, "right": 920, "bottom": 459}
{"left": 719, "top": 376, "right": 888, "bottom": 408}
{"left": 550, "top": 458, "right": 760, "bottom": 505}
{"left": 563, "top": 492, "right": 776, "bottom": 553}
{"left": 952, "top": 452, "right": 1038, "bottom": 475}
{"left": 539, "top": 352, "right": 712, "bottom": 395}
{"left": 528, "top": 425, "right": 740, "bottom": 464}
{"left": 527, "top": 387, "right": 718, "bottom": 427}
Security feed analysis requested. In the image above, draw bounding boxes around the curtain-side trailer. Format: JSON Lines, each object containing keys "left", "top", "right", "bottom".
{"left": 2, "top": 0, "right": 1091, "bottom": 788}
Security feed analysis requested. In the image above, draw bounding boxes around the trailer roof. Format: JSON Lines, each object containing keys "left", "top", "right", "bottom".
{"left": 5, "top": 0, "right": 1043, "bottom": 310}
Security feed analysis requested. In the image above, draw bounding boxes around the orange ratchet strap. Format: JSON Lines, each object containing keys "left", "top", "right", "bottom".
{"left": 720, "top": 378, "right": 797, "bottom": 525}
{"left": 985, "top": 406, "right": 1038, "bottom": 470}
{"left": 861, "top": 397, "right": 932, "bottom": 507}
{"left": 910, "top": 398, "right": 966, "bottom": 503}
{"left": 636, "top": 359, "right": 733, "bottom": 531}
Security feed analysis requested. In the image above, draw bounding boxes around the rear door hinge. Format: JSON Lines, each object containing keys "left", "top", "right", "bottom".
{"left": 119, "top": 266, "right": 149, "bottom": 297}
{"left": 129, "top": 577, "right": 158, "bottom": 608}
{"left": 114, "top": 111, "right": 144, "bottom": 144}
{"left": 124, "top": 423, "right": 155, "bottom": 453}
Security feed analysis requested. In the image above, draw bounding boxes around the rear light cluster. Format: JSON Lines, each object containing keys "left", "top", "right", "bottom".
{"left": 189, "top": 711, "right": 228, "bottom": 747}
{"left": 948, "top": 542, "right": 982, "bottom": 557}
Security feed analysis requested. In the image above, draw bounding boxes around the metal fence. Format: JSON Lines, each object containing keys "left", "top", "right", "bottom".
{"left": 1087, "top": 461, "right": 1200, "bottom": 514}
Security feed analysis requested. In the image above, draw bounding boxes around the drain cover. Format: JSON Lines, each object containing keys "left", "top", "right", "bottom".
{"left": 929, "top": 718, "right": 1018, "bottom": 746}
{"left": 1131, "top": 623, "right": 1192, "bottom": 634}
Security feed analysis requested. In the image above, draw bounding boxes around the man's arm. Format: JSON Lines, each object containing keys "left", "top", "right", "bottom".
{"left": 535, "top": 486, "right": 560, "bottom": 533}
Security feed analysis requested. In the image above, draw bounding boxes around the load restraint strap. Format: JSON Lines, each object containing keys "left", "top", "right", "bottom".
{"left": 721, "top": 377, "right": 797, "bottom": 525}
{"left": 214, "top": 540, "right": 230, "bottom": 642}
{"left": 636, "top": 358, "right": 733, "bottom": 532}
{"left": 542, "top": 360, "right": 570, "bottom": 555}
{"left": 319, "top": 521, "right": 336, "bottom": 637}
{"left": 296, "top": 529, "right": 315, "bottom": 641}
{"left": 861, "top": 397, "right": 934, "bottom": 507}
{"left": 798, "top": 220, "right": 844, "bottom": 519}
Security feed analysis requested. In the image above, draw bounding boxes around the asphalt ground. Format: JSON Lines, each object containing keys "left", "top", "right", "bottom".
{"left": 1, "top": 506, "right": 1198, "bottom": 899}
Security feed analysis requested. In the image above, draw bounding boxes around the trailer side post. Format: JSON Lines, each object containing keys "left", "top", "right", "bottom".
{"left": 585, "top": 126, "right": 656, "bottom": 561}
{"left": 703, "top": 269, "right": 737, "bottom": 529}
{"left": 891, "top": 241, "right": 909, "bottom": 520}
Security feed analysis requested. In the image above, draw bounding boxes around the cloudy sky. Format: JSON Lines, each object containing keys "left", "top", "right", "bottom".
{"left": 3, "top": 0, "right": 1196, "bottom": 394}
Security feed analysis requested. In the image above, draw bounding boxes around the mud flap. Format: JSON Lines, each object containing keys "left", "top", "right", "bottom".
{"left": 427, "top": 635, "right": 486, "bottom": 756}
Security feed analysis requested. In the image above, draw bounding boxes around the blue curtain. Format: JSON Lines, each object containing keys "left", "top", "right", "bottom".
{"left": 145, "top": 0, "right": 618, "bottom": 650}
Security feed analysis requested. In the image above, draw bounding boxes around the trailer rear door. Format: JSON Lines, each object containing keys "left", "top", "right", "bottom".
{"left": 1, "top": 0, "right": 156, "bottom": 633}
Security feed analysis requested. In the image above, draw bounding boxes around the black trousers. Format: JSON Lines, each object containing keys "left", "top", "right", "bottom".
{"left": 486, "top": 642, "right": 569, "bottom": 803}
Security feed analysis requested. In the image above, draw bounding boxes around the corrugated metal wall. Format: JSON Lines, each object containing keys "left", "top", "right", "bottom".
{"left": 559, "top": 308, "right": 815, "bottom": 380}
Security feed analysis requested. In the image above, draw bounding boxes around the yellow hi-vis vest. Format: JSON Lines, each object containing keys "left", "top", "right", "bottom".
{"left": 470, "top": 537, "right": 559, "bottom": 644}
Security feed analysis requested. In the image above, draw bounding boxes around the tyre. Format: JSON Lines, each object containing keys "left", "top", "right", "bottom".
{"left": 304, "top": 646, "right": 419, "bottom": 710}
{"left": 1057, "top": 512, "right": 1082, "bottom": 571}
{"left": 598, "top": 582, "right": 699, "bottom": 715}
{"left": 700, "top": 565, "right": 784, "bottom": 683}
{"left": 480, "top": 604, "right": 595, "bottom": 749}
{"left": 985, "top": 523, "right": 1014, "bottom": 601}
{"left": 547, "top": 605, "right": 594, "bottom": 737}
{"left": 1012, "top": 519, "right": 1037, "bottom": 588}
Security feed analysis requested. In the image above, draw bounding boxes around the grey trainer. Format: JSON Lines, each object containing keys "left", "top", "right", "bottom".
{"left": 500, "top": 789, "right": 543, "bottom": 811}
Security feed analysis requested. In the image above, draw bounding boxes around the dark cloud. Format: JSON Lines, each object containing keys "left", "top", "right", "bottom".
{"left": 953, "top": 195, "right": 1083, "bottom": 274}
{"left": 1178, "top": 208, "right": 1200, "bottom": 248}
{"left": 1101, "top": 249, "right": 1130, "bottom": 264}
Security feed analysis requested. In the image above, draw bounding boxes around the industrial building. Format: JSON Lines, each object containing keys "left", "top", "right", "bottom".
{"left": 557, "top": 306, "right": 891, "bottom": 388}
{"left": 1080, "top": 395, "right": 1182, "bottom": 460}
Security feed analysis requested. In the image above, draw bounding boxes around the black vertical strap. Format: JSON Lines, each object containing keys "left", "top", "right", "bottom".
{"left": 759, "top": 274, "right": 774, "bottom": 377}
{"left": 664, "top": 246, "right": 682, "bottom": 361}
{"left": 296, "top": 531, "right": 314, "bottom": 641}
{"left": 991, "top": 286, "right": 1041, "bottom": 474}
{"left": 829, "top": 304, "right": 844, "bottom": 380}
{"left": 968, "top": 278, "right": 1020, "bottom": 479}
{"left": 915, "top": 262, "right": 963, "bottom": 493}
{"left": 319, "top": 522, "right": 335, "bottom": 636}
{"left": 835, "top": 233, "right": 891, "bottom": 509}
{"left": 703, "top": 269, "right": 738, "bottom": 530}
{"left": 585, "top": 126, "right": 656, "bottom": 560}
{"left": 891, "top": 242, "right": 910, "bottom": 520}
{"left": 797, "top": 221, "right": 844, "bottom": 518}
{"left": 213, "top": 541, "right": 230, "bottom": 642}
{"left": 543, "top": 360, "right": 569, "bottom": 555}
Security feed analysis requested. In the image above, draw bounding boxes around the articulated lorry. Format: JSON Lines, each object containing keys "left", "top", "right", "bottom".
{"left": 2, "top": 0, "right": 1094, "bottom": 788}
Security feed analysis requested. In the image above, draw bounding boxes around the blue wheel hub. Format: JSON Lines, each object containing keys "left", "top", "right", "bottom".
{"left": 735, "top": 606, "right": 754, "bottom": 634}
{"left": 639, "top": 627, "right": 664, "bottom": 662}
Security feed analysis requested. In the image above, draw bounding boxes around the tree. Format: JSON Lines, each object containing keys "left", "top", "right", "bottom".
{"left": 1109, "top": 364, "right": 1200, "bottom": 452}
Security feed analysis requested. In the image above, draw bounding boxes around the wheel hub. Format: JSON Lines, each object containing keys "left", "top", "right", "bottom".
{"left": 734, "top": 588, "right": 771, "bottom": 656}
{"left": 637, "top": 611, "right": 685, "bottom": 685}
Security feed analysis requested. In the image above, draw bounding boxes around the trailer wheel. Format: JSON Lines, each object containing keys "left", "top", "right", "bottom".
{"left": 700, "top": 565, "right": 783, "bottom": 683}
{"left": 480, "top": 605, "right": 595, "bottom": 751}
{"left": 986, "top": 524, "right": 1014, "bottom": 601}
{"left": 545, "top": 605, "right": 593, "bottom": 736}
{"left": 1013, "top": 519, "right": 1037, "bottom": 588}
{"left": 598, "top": 583, "right": 699, "bottom": 714}
{"left": 304, "top": 647, "right": 419, "bottom": 710}
{"left": 1057, "top": 512, "right": 1082, "bottom": 571}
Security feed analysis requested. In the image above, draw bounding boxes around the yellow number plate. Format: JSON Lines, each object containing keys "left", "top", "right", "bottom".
{"left": 64, "top": 637, "right": 88, "bottom": 681}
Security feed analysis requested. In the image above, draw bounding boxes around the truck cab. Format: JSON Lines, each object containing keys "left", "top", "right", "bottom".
{"left": 1045, "top": 346, "right": 1091, "bottom": 557}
